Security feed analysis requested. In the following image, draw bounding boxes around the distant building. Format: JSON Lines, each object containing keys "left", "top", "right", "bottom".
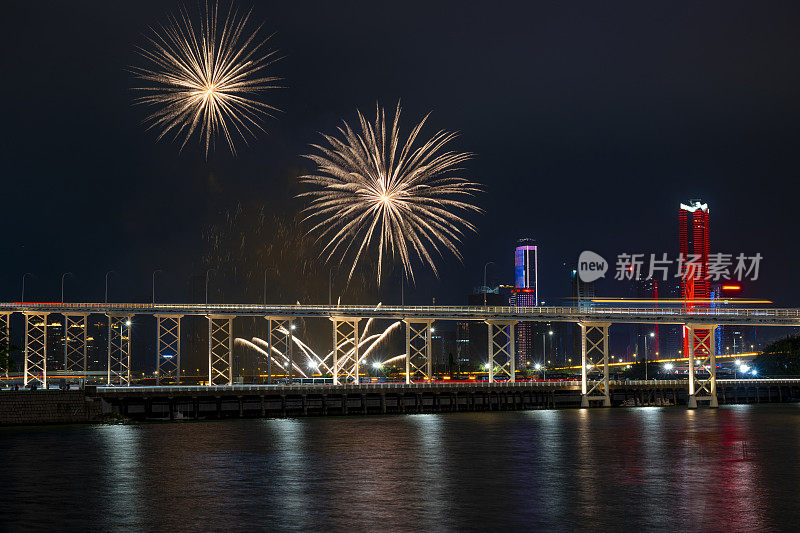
{"left": 514, "top": 238, "right": 538, "bottom": 304}
{"left": 512, "top": 238, "right": 539, "bottom": 368}
{"left": 679, "top": 200, "right": 711, "bottom": 356}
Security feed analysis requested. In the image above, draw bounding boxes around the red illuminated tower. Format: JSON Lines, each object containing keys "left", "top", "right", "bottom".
{"left": 679, "top": 199, "right": 710, "bottom": 355}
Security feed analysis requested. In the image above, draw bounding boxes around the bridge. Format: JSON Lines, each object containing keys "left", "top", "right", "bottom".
{"left": 2, "top": 302, "right": 799, "bottom": 409}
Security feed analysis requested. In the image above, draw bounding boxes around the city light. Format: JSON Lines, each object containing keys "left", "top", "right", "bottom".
{"left": 483, "top": 363, "right": 491, "bottom": 370}
{"left": 663, "top": 363, "right": 674, "bottom": 371}
{"left": 125, "top": 320, "right": 132, "bottom": 327}
{"left": 739, "top": 364, "right": 750, "bottom": 373}
{"left": 371, "top": 361, "right": 382, "bottom": 369}
{"left": 534, "top": 363, "right": 541, "bottom": 370}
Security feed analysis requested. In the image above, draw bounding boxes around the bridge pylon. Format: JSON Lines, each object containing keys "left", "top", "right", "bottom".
{"left": 64, "top": 314, "right": 88, "bottom": 379}
{"left": 404, "top": 319, "right": 434, "bottom": 383}
{"left": 23, "top": 312, "right": 48, "bottom": 387}
{"left": 687, "top": 323, "right": 718, "bottom": 409}
{"left": 208, "top": 315, "right": 233, "bottom": 386}
{"left": 155, "top": 315, "right": 182, "bottom": 385}
{"left": 331, "top": 317, "right": 360, "bottom": 385}
{"left": 0, "top": 311, "right": 11, "bottom": 368}
{"left": 580, "top": 322, "right": 611, "bottom": 407}
{"left": 266, "top": 316, "right": 294, "bottom": 384}
{"left": 107, "top": 314, "right": 133, "bottom": 386}
{"left": 486, "top": 320, "right": 516, "bottom": 383}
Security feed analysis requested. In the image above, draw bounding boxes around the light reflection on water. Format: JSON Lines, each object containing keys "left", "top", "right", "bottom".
{"left": 2, "top": 404, "right": 800, "bottom": 531}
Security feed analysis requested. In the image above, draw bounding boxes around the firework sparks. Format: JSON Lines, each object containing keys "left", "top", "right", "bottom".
{"left": 131, "top": 1, "right": 281, "bottom": 156}
{"left": 299, "top": 102, "right": 481, "bottom": 284}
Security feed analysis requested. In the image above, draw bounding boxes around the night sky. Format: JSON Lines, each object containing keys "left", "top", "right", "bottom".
{"left": 4, "top": 0, "right": 800, "bottom": 309}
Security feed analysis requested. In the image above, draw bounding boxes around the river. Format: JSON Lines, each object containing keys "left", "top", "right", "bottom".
{"left": 2, "top": 404, "right": 799, "bottom": 531}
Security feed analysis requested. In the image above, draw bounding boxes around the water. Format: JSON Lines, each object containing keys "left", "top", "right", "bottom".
{"left": 2, "top": 405, "right": 800, "bottom": 532}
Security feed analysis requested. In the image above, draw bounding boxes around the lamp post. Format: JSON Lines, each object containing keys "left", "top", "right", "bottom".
{"left": 104, "top": 271, "right": 115, "bottom": 304}
{"left": 21, "top": 272, "right": 32, "bottom": 304}
{"left": 645, "top": 331, "right": 655, "bottom": 380}
{"left": 483, "top": 261, "right": 494, "bottom": 306}
{"left": 152, "top": 269, "right": 162, "bottom": 305}
{"left": 61, "top": 272, "right": 73, "bottom": 304}
{"left": 205, "top": 269, "right": 216, "bottom": 306}
{"left": 263, "top": 267, "right": 277, "bottom": 306}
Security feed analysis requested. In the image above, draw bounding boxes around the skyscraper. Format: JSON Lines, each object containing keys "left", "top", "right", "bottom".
{"left": 679, "top": 199, "right": 711, "bottom": 355}
{"left": 511, "top": 238, "right": 538, "bottom": 368}
{"left": 514, "top": 238, "right": 538, "bottom": 304}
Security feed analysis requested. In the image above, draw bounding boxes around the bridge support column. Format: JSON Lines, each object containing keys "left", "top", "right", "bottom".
{"left": 687, "top": 323, "right": 718, "bottom": 409}
{"left": 156, "top": 315, "right": 182, "bottom": 385}
{"left": 24, "top": 312, "right": 48, "bottom": 387}
{"left": 486, "top": 320, "right": 516, "bottom": 383}
{"left": 404, "top": 319, "right": 434, "bottom": 383}
{"left": 64, "top": 314, "right": 88, "bottom": 382}
{"left": 208, "top": 315, "right": 233, "bottom": 386}
{"left": 579, "top": 322, "right": 611, "bottom": 407}
{"left": 0, "top": 313, "right": 9, "bottom": 380}
{"left": 331, "top": 317, "right": 360, "bottom": 385}
{"left": 107, "top": 314, "right": 133, "bottom": 386}
{"left": 266, "top": 317, "right": 294, "bottom": 384}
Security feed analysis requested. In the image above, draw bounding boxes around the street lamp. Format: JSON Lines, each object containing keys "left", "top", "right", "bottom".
{"left": 21, "top": 272, "right": 33, "bottom": 304}
{"left": 104, "top": 270, "right": 115, "bottom": 304}
{"left": 205, "top": 269, "right": 216, "bottom": 306}
{"left": 263, "top": 267, "right": 277, "bottom": 306}
{"left": 644, "top": 331, "right": 655, "bottom": 380}
{"left": 61, "top": 272, "right": 73, "bottom": 304}
{"left": 483, "top": 261, "right": 494, "bottom": 306}
{"left": 152, "top": 269, "right": 162, "bottom": 305}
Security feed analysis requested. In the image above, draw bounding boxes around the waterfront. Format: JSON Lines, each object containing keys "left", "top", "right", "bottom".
{"left": 2, "top": 405, "right": 800, "bottom": 531}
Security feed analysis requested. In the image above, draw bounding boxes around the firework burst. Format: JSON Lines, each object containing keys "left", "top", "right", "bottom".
{"left": 131, "top": 1, "right": 281, "bottom": 156}
{"left": 299, "top": 103, "right": 481, "bottom": 284}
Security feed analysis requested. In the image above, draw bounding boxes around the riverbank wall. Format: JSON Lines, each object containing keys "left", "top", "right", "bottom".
{"left": 0, "top": 390, "right": 104, "bottom": 426}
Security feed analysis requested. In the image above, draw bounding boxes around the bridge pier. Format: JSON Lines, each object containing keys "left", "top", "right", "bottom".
{"left": 331, "top": 317, "right": 360, "bottom": 385}
{"left": 208, "top": 315, "right": 233, "bottom": 386}
{"left": 404, "top": 319, "right": 434, "bottom": 383}
{"left": 64, "top": 313, "right": 88, "bottom": 380}
{"left": 107, "top": 314, "right": 133, "bottom": 386}
{"left": 23, "top": 312, "right": 48, "bottom": 387}
{"left": 580, "top": 322, "right": 611, "bottom": 407}
{"left": 687, "top": 324, "right": 718, "bottom": 409}
{"left": 156, "top": 315, "right": 182, "bottom": 385}
{"left": 266, "top": 316, "right": 294, "bottom": 384}
{"left": 486, "top": 320, "right": 515, "bottom": 383}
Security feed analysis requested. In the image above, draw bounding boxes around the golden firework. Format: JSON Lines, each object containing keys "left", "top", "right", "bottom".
{"left": 132, "top": 1, "right": 280, "bottom": 156}
{"left": 300, "top": 102, "right": 482, "bottom": 284}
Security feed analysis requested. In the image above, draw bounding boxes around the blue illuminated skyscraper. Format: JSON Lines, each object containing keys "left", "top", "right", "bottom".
{"left": 512, "top": 238, "right": 538, "bottom": 368}
{"left": 514, "top": 238, "right": 538, "bottom": 303}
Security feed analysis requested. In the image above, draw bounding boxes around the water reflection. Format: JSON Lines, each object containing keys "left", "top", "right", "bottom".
{"left": 97, "top": 425, "right": 143, "bottom": 528}
{"left": 2, "top": 405, "right": 800, "bottom": 530}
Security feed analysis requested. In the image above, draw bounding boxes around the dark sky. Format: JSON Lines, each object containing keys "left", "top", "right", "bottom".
{"left": 3, "top": 0, "right": 800, "bottom": 308}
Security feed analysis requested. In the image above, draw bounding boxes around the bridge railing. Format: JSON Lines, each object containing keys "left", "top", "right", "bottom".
{"left": 2, "top": 302, "right": 800, "bottom": 322}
